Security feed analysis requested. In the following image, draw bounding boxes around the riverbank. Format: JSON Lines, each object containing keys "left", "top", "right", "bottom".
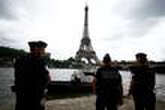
{"left": 46, "top": 95, "right": 165, "bottom": 110}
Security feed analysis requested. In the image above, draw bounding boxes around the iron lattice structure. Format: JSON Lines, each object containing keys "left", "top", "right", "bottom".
{"left": 75, "top": 5, "right": 99, "bottom": 64}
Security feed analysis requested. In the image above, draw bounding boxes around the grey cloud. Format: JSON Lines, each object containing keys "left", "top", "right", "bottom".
{"left": 134, "top": 0, "right": 165, "bottom": 19}
{"left": 112, "top": 0, "right": 165, "bottom": 38}
{"left": 116, "top": 0, "right": 165, "bottom": 20}
{"left": 0, "top": 0, "right": 33, "bottom": 20}
{"left": 0, "top": 0, "right": 18, "bottom": 20}
{"left": 127, "top": 19, "right": 158, "bottom": 38}
{"left": 0, "top": 36, "right": 15, "bottom": 46}
{"left": 105, "top": 18, "right": 158, "bottom": 41}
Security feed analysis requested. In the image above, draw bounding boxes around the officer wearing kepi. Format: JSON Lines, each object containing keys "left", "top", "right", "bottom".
{"left": 13, "top": 41, "right": 50, "bottom": 110}
{"left": 129, "top": 52, "right": 156, "bottom": 110}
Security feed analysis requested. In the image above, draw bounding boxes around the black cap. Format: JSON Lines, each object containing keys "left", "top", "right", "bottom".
{"left": 103, "top": 53, "right": 111, "bottom": 63}
{"left": 28, "top": 41, "right": 38, "bottom": 48}
{"left": 37, "top": 41, "right": 47, "bottom": 48}
{"left": 28, "top": 41, "right": 47, "bottom": 48}
{"left": 136, "top": 52, "right": 147, "bottom": 58}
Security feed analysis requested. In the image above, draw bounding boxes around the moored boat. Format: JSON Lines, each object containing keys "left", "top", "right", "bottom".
{"left": 48, "top": 69, "right": 95, "bottom": 93}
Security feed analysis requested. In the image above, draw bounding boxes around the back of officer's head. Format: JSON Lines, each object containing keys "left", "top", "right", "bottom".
{"left": 135, "top": 52, "right": 147, "bottom": 64}
{"left": 103, "top": 53, "right": 111, "bottom": 64}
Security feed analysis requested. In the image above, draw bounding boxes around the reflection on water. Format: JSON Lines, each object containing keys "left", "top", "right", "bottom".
{"left": 0, "top": 68, "right": 165, "bottom": 110}
{"left": 0, "top": 68, "right": 15, "bottom": 110}
{"left": 120, "top": 71, "right": 132, "bottom": 95}
{"left": 156, "top": 74, "right": 165, "bottom": 101}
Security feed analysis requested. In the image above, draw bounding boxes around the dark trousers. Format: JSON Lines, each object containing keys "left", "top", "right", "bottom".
{"left": 96, "top": 95, "right": 118, "bottom": 110}
{"left": 132, "top": 91, "right": 156, "bottom": 110}
{"left": 15, "top": 92, "right": 24, "bottom": 110}
{"left": 35, "top": 96, "right": 46, "bottom": 110}
{"left": 15, "top": 92, "right": 45, "bottom": 110}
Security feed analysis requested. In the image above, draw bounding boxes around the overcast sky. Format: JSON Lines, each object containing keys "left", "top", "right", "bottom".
{"left": 0, "top": 0, "right": 165, "bottom": 61}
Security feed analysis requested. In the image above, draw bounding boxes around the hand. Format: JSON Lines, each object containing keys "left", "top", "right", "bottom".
{"left": 118, "top": 99, "right": 123, "bottom": 106}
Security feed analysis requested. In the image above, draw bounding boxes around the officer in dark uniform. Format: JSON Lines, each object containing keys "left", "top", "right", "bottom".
{"left": 93, "top": 53, "right": 123, "bottom": 110}
{"left": 13, "top": 41, "right": 50, "bottom": 110}
{"left": 129, "top": 53, "right": 156, "bottom": 110}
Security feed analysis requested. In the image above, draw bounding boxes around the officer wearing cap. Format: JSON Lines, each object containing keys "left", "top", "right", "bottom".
{"left": 13, "top": 41, "right": 50, "bottom": 110}
{"left": 93, "top": 53, "right": 123, "bottom": 110}
{"left": 28, "top": 41, "right": 47, "bottom": 58}
{"left": 129, "top": 52, "right": 156, "bottom": 110}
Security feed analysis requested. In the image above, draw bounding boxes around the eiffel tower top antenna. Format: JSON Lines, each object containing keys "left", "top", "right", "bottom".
{"left": 83, "top": 4, "right": 89, "bottom": 38}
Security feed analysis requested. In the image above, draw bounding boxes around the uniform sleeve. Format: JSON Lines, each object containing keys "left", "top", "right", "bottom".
{"left": 129, "top": 65, "right": 136, "bottom": 74}
{"left": 118, "top": 71, "right": 123, "bottom": 96}
{"left": 95, "top": 68, "right": 101, "bottom": 94}
{"left": 147, "top": 68, "right": 156, "bottom": 90}
{"left": 40, "top": 62, "right": 50, "bottom": 87}
{"left": 118, "top": 71, "right": 123, "bottom": 105}
{"left": 120, "top": 74, "right": 123, "bottom": 96}
{"left": 96, "top": 68, "right": 101, "bottom": 83}
{"left": 14, "top": 57, "right": 25, "bottom": 91}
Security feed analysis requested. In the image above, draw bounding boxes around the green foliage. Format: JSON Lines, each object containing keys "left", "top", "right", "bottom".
{"left": 0, "top": 46, "right": 27, "bottom": 67}
{"left": 0, "top": 46, "right": 27, "bottom": 58}
{"left": 48, "top": 57, "right": 83, "bottom": 69}
{"left": 0, "top": 46, "right": 81, "bottom": 68}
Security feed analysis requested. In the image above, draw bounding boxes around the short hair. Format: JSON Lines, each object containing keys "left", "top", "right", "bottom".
{"left": 103, "top": 53, "right": 111, "bottom": 63}
{"left": 28, "top": 41, "right": 37, "bottom": 48}
{"left": 37, "top": 41, "right": 47, "bottom": 48}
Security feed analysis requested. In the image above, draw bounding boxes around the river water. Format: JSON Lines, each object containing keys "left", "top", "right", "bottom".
{"left": 0, "top": 67, "right": 165, "bottom": 110}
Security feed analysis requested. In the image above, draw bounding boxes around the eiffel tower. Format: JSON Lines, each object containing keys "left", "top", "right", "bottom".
{"left": 75, "top": 5, "right": 99, "bottom": 64}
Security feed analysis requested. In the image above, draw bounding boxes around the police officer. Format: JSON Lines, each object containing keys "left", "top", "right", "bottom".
{"left": 93, "top": 53, "right": 123, "bottom": 110}
{"left": 13, "top": 41, "right": 50, "bottom": 110}
{"left": 129, "top": 53, "right": 156, "bottom": 110}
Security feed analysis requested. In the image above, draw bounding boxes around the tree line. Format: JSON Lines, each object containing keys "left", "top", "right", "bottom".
{"left": 0, "top": 46, "right": 165, "bottom": 71}
{"left": 0, "top": 46, "right": 83, "bottom": 68}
